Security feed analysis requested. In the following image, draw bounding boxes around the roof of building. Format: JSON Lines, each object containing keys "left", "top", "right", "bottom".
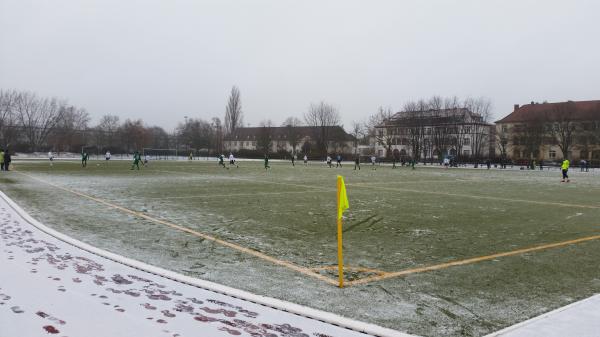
{"left": 379, "top": 108, "right": 492, "bottom": 127}
{"left": 496, "top": 100, "right": 600, "bottom": 124}
{"left": 224, "top": 126, "right": 355, "bottom": 141}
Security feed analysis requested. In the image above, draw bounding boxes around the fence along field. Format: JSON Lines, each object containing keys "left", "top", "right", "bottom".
{"left": 2, "top": 159, "right": 600, "bottom": 337}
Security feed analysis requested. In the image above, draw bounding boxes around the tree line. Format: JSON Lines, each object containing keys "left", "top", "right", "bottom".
{"left": 0, "top": 87, "right": 495, "bottom": 160}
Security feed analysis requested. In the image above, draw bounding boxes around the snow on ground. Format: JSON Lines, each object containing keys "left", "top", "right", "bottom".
{"left": 485, "top": 294, "right": 600, "bottom": 337}
{"left": 0, "top": 192, "right": 409, "bottom": 337}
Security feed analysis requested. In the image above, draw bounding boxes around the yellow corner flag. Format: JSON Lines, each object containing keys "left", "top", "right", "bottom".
{"left": 337, "top": 176, "right": 349, "bottom": 220}
{"left": 336, "top": 175, "right": 349, "bottom": 288}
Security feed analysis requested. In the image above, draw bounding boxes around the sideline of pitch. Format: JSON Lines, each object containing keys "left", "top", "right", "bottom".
{"left": 0, "top": 190, "right": 414, "bottom": 337}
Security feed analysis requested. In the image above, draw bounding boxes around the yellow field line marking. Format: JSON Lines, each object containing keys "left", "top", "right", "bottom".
{"left": 311, "top": 265, "right": 388, "bottom": 275}
{"left": 15, "top": 171, "right": 338, "bottom": 286}
{"left": 347, "top": 234, "right": 600, "bottom": 286}
{"left": 348, "top": 182, "right": 600, "bottom": 210}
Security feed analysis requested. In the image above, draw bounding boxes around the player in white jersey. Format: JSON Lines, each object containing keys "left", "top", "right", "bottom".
{"left": 228, "top": 153, "right": 238, "bottom": 168}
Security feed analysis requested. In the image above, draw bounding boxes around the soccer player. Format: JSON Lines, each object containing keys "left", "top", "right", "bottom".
{"left": 336, "top": 154, "right": 342, "bottom": 168}
{"left": 291, "top": 153, "right": 295, "bottom": 167}
{"left": 326, "top": 155, "right": 333, "bottom": 168}
{"left": 371, "top": 155, "right": 376, "bottom": 170}
{"left": 81, "top": 151, "right": 88, "bottom": 167}
{"left": 303, "top": 154, "right": 308, "bottom": 166}
{"left": 3, "top": 150, "right": 10, "bottom": 171}
{"left": 131, "top": 151, "right": 141, "bottom": 170}
{"left": 189, "top": 152, "right": 193, "bottom": 161}
{"left": 229, "top": 153, "right": 238, "bottom": 168}
{"left": 561, "top": 158, "right": 570, "bottom": 182}
{"left": 586, "top": 160, "right": 590, "bottom": 172}
{"left": 264, "top": 154, "right": 270, "bottom": 169}
{"left": 0, "top": 148, "right": 4, "bottom": 171}
{"left": 105, "top": 151, "right": 111, "bottom": 161}
{"left": 218, "top": 154, "right": 228, "bottom": 169}
{"left": 354, "top": 156, "right": 360, "bottom": 170}
{"left": 48, "top": 151, "right": 54, "bottom": 165}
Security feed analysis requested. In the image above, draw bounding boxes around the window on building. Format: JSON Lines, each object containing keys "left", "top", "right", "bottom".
{"left": 502, "top": 125, "right": 508, "bottom": 133}
{"left": 549, "top": 150, "right": 556, "bottom": 159}
{"left": 463, "top": 138, "right": 470, "bottom": 145}
{"left": 513, "top": 149, "right": 521, "bottom": 158}
{"left": 463, "top": 126, "right": 471, "bottom": 133}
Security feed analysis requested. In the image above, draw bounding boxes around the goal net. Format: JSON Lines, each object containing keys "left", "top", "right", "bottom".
{"left": 142, "top": 148, "right": 179, "bottom": 160}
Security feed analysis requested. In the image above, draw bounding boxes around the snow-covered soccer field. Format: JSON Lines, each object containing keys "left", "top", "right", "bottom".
{"left": 2, "top": 159, "right": 600, "bottom": 337}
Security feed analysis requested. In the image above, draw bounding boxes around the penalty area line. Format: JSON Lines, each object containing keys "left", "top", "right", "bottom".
{"left": 15, "top": 171, "right": 339, "bottom": 286}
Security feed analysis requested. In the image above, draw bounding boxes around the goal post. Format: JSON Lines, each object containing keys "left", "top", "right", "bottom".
{"left": 142, "top": 148, "right": 179, "bottom": 160}
{"left": 80, "top": 145, "right": 100, "bottom": 159}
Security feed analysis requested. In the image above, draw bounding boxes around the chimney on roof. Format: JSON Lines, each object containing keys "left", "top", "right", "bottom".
{"left": 513, "top": 104, "right": 519, "bottom": 112}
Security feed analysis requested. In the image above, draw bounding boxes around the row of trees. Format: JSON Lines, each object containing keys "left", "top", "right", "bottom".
{"left": 0, "top": 89, "right": 177, "bottom": 154}
{"left": 5, "top": 87, "right": 498, "bottom": 160}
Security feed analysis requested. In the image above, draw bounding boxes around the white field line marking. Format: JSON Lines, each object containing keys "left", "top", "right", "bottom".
{"left": 148, "top": 168, "right": 333, "bottom": 192}
{"left": 16, "top": 171, "right": 339, "bottom": 286}
{"left": 111, "top": 190, "right": 317, "bottom": 202}
{"left": 149, "top": 167, "right": 600, "bottom": 210}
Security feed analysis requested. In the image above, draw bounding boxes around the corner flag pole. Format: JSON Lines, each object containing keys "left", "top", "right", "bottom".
{"left": 336, "top": 175, "right": 349, "bottom": 288}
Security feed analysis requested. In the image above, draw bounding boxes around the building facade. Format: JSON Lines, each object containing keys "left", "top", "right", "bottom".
{"left": 495, "top": 100, "right": 600, "bottom": 163}
{"left": 223, "top": 126, "right": 355, "bottom": 157}
{"left": 374, "top": 108, "right": 494, "bottom": 160}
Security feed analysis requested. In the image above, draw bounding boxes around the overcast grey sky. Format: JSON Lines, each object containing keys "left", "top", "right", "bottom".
{"left": 1, "top": 0, "right": 599, "bottom": 131}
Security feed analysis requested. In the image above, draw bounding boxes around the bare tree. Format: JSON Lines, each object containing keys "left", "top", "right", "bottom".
{"left": 428, "top": 96, "right": 451, "bottom": 161}
{"left": 548, "top": 101, "right": 577, "bottom": 160}
{"left": 96, "top": 114, "right": 120, "bottom": 150}
{"left": 496, "top": 126, "right": 509, "bottom": 162}
{"left": 52, "top": 105, "right": 90, "bottom": 153}
{"left": 464, "top": 97, "right": 493, "bottom": 160}
{"left": 147, "top": 126, "right": 170, "bottom": 149}
{"left": 520, "top": 118, "right": 546, "bottom": 160}
{"left": 303, "top": 101, "right": 341, "bottom": 156}
{"left": 367, "top": 106, "right": 395, "bottom": 158}
{"left": 211, "top": 117, "right": 224, "bottom": 154}
{"left": 14, "top": 92, "right": 64, "bottom": 152}
{"left": 403, "top": 100, "right": 427, "bottom": 161}
{"left": 0, "top": 89, "right": 19, "bottom": 147}
{"left": 176, "top": 118, "right": 213, "bottom": 151}
{"left": 257, "top": 120, "right": 273, "bottom": 154}
{"left": 224, "top": 86, "right": 243, "bottom": 135}
{"left": 118, "top": 119, "right": 148, "bottom": 153}
{"left": 350, "top": 121, "right": 366, "bottom": 155}
{"left": 282, "top": 117, "right": 303, "bottom": 155}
